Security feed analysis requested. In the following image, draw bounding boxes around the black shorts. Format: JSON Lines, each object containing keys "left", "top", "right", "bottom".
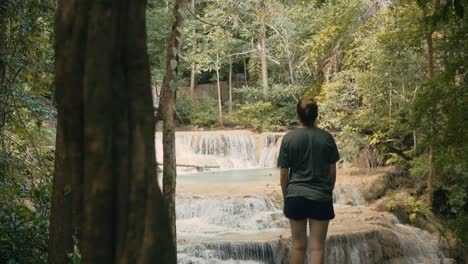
{"left": 284, "top": 197, "right": 335, "bottom": 220}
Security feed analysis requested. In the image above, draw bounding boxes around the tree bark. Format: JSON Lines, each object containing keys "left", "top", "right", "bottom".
{"left": 258, "top": 0, "right": 268, "bottom": 95}
{"left": 48, "top": 0, "right": 176, "bottom": 263}
{"left": 162, "top": 0, "right": 187, "bottom": 255}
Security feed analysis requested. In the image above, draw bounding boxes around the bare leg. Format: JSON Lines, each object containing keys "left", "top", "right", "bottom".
{"left": 308, "top": 219, "right": 329, "bottom": 264}
{"left": 290, "top": 218, "right": 307, "bottom": 264}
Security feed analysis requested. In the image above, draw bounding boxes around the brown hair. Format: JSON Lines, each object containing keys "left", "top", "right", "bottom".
{"left": 297, "top": 96, "right": 318, "bottom": 126}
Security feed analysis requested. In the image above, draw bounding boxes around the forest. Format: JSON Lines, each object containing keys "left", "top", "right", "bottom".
{"left": 0, "top": 0, "right": 466, "bottom": 263}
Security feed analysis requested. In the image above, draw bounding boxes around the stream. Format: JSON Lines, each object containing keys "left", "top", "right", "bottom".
{"left": 155, "top": 130, "right": 453, "bottom": 264}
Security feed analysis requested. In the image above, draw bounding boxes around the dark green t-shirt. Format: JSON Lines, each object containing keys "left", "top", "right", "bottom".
{"left": 277, "top": 126, "right": 340, "bottom": 201}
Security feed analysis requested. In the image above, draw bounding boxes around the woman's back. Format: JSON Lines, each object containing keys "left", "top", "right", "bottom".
{"left": 278, "top": 126, "right": 339, "bottom": 202}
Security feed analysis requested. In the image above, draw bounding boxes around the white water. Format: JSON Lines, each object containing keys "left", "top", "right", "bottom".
{"left": 155, "top": 130, "right": 452, "bottom": 263}
{"left": 177, "top": 195, "right": 286, "bottom": 237}
{"left": 258, "top": 134, "right": 278, "bottom": 168}
{"left": 155, "top": 131, "right": 282, "bottom": 174}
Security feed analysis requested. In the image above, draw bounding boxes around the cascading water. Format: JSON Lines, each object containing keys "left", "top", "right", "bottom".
{"left": 155, "top": 130, "right": 453, "bottom": 263}
{"left": 155, "top": 131, "right": 281, "bottom": 173}
{"left": 176, "top": 195, "right": 286, "bottom": 236}
{"left": 258, "top": 135, "right": 278, "bottom": 168}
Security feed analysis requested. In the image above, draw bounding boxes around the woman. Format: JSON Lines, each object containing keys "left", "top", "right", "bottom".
{"left": 277, "top": 96, "right": 339, "bottom": 264}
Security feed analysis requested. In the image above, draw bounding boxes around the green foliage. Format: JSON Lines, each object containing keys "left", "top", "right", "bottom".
{"left": 230, "top": 101, "right": 289, "bottom": 132}
{"left": 175, "top": 96, "right": 220, "bottom": 127}
{"left": 385, "top": 192, "right": 399, "bottom": 211}
{"left": 0, "top": 160, "right": 52, "bottom": 264}
{"left": 407, "top": 196, "right": 430, "bottom": 224}
{"left": 229, "top": 84, "right": 304, "bottom": 131}
{"left": 146, "top": 0, "right": 174, "bottom": 84}
{"left": 448, "top": 213, "right": 468, "bottom": 244}
{"left": 1, "top": 0, "right": 55, "bottom": 262}
{"left": 235, "top": 84, "right": 305, "bottom": 103}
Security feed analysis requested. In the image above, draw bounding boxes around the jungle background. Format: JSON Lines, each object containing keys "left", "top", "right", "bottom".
{"left": 0, "top": 0, "right": 466, "bottom": 263}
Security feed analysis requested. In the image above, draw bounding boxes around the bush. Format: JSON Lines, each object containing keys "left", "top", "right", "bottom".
{"left": 228, "top": 84, "right": 304, "bottom": 131}
{"left": 448, "top": 213, "right": 468, "bottom": 244}
{"left": 230, "top": 101, "right": 296, "bottom": 132}
{"left": 0, "top": 204, "right": 49, "bottom": 264}
{"left": 175, "top": 96, "right": 193, "bottom": 124}
{"left": 0, "top": 175, "right": 51, "bottom": 264}
{"left": 234, "top": 84, "right": 306, "bottom": 104}
{"left": 175, "top": 96, "right": 220, "bottom": 127}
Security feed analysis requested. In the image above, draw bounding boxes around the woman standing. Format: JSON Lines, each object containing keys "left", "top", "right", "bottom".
{"left": 278, "top": 96, "right": 339, "bottom": 264}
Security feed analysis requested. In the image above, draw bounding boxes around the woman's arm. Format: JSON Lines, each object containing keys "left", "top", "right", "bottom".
{"left": 280, "top": 168, "right": 289, "bottom": 197}
{"left": 329, "top": 163, "right": 336, "bottom": 190}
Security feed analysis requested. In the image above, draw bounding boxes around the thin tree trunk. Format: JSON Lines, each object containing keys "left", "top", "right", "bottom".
{"left": 427, "top": 32, "right": 434, "bottom": 79}
{"left": 190, "top": 65, "right": 196, "bottom": 100}
{"left": 243, "top": 57, "right": 248, "bottom": 85}
{"left": 0, "top": 17, "right": 6, "bottom": 87}
{"left": 48, "top": 0, "right": 176, "bottom": 263}
{"left": 189, "top": 0, "right": 196, "bottom": 100}
{"left": 426, "top": 30, "right": 436, "bottom": 203}
{"left": 216, "top": 53, "right": 223, "bottom": 125}
{"left": 389, "top": 88, "right": 392, "bottom": 127}
{"left": 0, "top": 16, "right": 8, "bottom": 146}
{"left": 228, "top": 56, "right": 232, "bottom": 113}
{"left": 258, "top": 0, "right": 268, "bottom": 95}
{"left": 287, "top": 52, "right": 294, "bottom": 84}
{"left": 162, "top": 0, "right": 186, "bottom": 255}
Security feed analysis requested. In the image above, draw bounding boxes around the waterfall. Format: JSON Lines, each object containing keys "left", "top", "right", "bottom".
{"left": 258, "top": 134, "right": 278, "bottom": 168}
{"left": 165, "top": 130, "right": 453, "bottom": 263}
{"left": 155, "top": 131, "right": 283, "bottom": 173}
{"left": 176, "top": 195, "right": 287, "bottom": 236}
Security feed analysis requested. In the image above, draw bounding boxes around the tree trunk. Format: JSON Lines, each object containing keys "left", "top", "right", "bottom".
{"left": 426, "top": 30, "right": 436, "bottom": 203}
{"left": 190, "top": 65, "right": 196, "bottom": 100}
{"left": 389, "top": 88, "right": 392, "bottom": 127}
{"left": 189, "top": 0, "right": 196, "bottom": 100}
{"left": 287, "top": 51, "right": 295, "bottom": 84}
{"left": 216, "top": 53, "right": 223, "bottom": 125}
{"left": 228, "top": 56, "right": 232, "bottom": 113}
{"left": 0, "top": 16, "right": 7, "bottom": 144}
{"left": 162, "top": 0, "right": 186, "bottom": 255}
{"left": 426, "top": 32, "right": 434, "bottom": 79}
{"left": 0, "top": 17, "right": 6, "bottom": 87}
{"left": 258, "top": 0, "right": 268, "bottom": 95}
{"left": 243, "top": 57, "right": 248, "bottom": 85}
{"left": 48, "top": 1, "right": 176, "bottom": 263}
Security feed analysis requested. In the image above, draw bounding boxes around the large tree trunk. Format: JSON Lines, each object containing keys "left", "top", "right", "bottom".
{"left": 258, "top": 0, "right": 268, "bottom": 95}
{"left": 48, "top": 1, "right": 176, "bottom": 263}
{"left": 162, "top": 0, "right": 187, "bottom": 255}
